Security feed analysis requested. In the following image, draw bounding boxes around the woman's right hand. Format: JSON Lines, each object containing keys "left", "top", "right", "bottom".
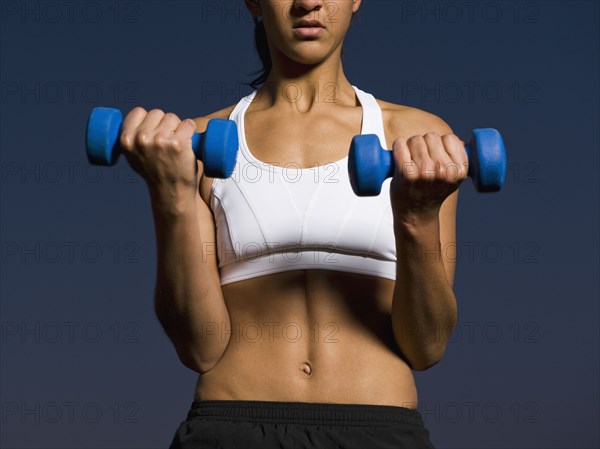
{"left": 119, "top": 107, "right": 200, "bottom": 205}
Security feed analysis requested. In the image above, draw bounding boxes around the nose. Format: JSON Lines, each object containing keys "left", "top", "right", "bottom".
{"left": 292, "top": 0, "right": 324, "bottom": 14}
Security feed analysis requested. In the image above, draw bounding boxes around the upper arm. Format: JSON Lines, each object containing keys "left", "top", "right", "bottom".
{"left": 192, "top": 116, "right": 222, "bottom": 288}
{"left": 190, "top": 105, "right": 236, "bottom": 288}
{"left": 387, "top": 106, "right": 460, "bottom": 288}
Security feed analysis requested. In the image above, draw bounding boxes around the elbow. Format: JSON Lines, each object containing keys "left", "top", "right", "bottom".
{"left": 407, "top": 320, "right": 455, "bottom": 371}
{"left": 167, "top": 329, "right": 229, "bottom": 375}
{"left": 176, "top": 347, "right": 221, "bottom": 375}
{"left": 392, "top": 318, "right": 455, "bottom": 372}
{"left": 154, "top": 310, "right": 224, "bottom": 375}
{"left": 408, "top": 311, "right": 457, "bottom": 371}
{"left": 406, "top": 344, "right": 448, "bottom": 371}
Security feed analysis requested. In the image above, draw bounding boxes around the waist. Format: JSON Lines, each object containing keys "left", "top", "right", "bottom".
{"left": 185, "top": 399, "right": 426, "bottom": 427}
{"left": 195, "top": 337, "right": 418, "bottom": 407}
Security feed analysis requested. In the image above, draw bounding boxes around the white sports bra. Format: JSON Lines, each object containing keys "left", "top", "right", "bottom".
{"left": 209, "top": 85, "right": 395, "bottom": 286}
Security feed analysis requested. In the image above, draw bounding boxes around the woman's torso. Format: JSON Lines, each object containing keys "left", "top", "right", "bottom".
{"left": 194, "top": 86, "right": 420, "bottom": 409}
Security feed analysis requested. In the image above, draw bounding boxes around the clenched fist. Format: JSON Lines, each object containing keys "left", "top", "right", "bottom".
{"left": 390, "top": 132, "right": 468, "bottom": 219}
{"left": 119, "top": 107, "right": 199, "bottom": 198}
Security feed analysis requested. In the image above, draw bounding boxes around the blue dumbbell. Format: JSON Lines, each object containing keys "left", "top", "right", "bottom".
{"left": 348, "top": 128, "right": 507, "bottom": 196}
{"left": 86, "top": 107, "right": 239, "bottom": 178}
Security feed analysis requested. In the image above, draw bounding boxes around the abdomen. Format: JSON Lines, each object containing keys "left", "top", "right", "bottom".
{"left": 195, "top": 270, "right": 419, "bottom": 408}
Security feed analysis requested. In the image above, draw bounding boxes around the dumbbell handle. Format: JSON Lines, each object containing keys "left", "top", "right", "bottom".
{"left": 366, "top": 140, "right": 484, "bottom": 181}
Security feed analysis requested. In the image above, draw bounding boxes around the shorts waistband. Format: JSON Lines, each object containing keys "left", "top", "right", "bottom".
{"left": 186, "top": 400, "right": 425, "bottom": 427}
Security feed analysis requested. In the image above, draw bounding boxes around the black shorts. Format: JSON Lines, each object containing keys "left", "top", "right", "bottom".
{"left": 169, "top": 400, "right": 435, "bottom": 449}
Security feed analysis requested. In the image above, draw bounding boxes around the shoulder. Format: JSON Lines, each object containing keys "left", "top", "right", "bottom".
{"left": 192, "top": 103, "right": 238, "bottom": 132}
{"left": 192, "top": 103, "right": 238, "bottom": 204}
{"left": 375, "top": 98, "right": 454, "bottom": 147}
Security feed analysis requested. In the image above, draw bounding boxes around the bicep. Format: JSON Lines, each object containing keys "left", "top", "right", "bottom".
{"left": 197, "top": 168, "right": 222, "bottom": 289}
{"left": 193, "top": 116, "right": 222, "bottom": 286}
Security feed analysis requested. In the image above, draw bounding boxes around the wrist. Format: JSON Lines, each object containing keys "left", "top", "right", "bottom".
{"left": 149, "top": 184, "right": 198, "bottom": 219}
{"left": 392, "top": 207, "right": 440, "bottom": 241}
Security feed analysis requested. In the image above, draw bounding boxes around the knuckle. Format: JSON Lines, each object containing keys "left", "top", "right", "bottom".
{"left": 447, "top": 162, "right": 467, "bottom": 181}
{"left": 444, "top": 159, "right": 460, "bottom": 171}
{"left": 423, "top": 163, "right": 436, "bottom": 175}
{"left": 119, "top": 131, "right": 134, "bottom": 150}
{"left": 170, "top": 139, "right": 183, "bottom": 151}
{"left": 401, "top": 161, "right": 418, "bottom": 175}
{"left": 407, "top": 135, "right": 425, "bottom": 148}
{"left": 153, "top": 133, "right": 170, "bottom": 147}
{"left": 154, "top": 132, "right": 183, "bottom": 152}
{"left": 392, "top": 139, "right": 406, "bottom": 154}
{"left": 136, "top": 131, "right": 152, "bottom": 147}
{"left": 404, "top": 172, "right": 419, "bottom": 182}
{"left": 440, "top": 165, "right": 452, "bottom": 179}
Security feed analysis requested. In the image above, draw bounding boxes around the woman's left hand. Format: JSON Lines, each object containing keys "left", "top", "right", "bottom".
{"left": 389, "top": 132, "right": 469, "bottom": 222}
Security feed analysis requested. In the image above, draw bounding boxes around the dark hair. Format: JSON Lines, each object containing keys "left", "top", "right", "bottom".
{"left": 246, "top": 17, "right": 271, "bottom": 90}
{"left": 245, "top": 12, "right": 360, "bottom": 91}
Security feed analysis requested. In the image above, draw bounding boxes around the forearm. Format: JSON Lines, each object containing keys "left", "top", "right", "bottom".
{"left": 391, "top": 212, "right": 457, "bottom": 371}
{"left": 151, "top": 190, "right": 229, "bottom": 370}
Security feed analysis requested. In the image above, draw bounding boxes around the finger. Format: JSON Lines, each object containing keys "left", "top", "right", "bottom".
{"left": 122, "top": 106, "right": 147, "bottom": 131}
{"left": 120, "top": 107, "right": 148, "bottom": 148}
{"left": 173, "top": 118, "right": 197, "bottom": 139}
{"left": 442, "top": 134, "right": 469, "bottom": 182}
{"left": 424, "top": 132, "right": 456, "bottom": 181}
{"left": 392, "top": 137, "right": 418, "bottom": 182}
{"left": 424, "top": 132, "right": 453, "bottom": 165}
{"left": 137, "top": 109, "right": 166, "bottom": 133}
{"left": 444, "top": 134, "right": 468, "bottom": 166}
{"left": 171, "top": 119, "right": 198, "bottom": 153}
{"left": 156, "top": 112, "right": 182, "bottom": 134}
{"left": 407, "top": 134, "right": 436, "bottom": 181}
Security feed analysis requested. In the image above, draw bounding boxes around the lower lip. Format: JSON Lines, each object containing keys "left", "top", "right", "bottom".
{"left": 293, "top": 27, "right": 324, "bottom": 37}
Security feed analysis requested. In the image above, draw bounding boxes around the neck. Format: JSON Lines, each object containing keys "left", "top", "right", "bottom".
{"left": 255, "top": 49, "right": 355, "bottom": 113}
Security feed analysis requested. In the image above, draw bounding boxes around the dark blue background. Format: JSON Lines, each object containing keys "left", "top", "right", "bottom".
{"left": 1, "top": 1, "right": 598, "bottom": 448}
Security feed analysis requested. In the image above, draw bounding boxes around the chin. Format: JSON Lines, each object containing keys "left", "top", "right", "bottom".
{"left": 288, "top": 45, "right": 332, "bottom": 65}
{"left": 291, "top": 55, "right": 327, "bottom": 66}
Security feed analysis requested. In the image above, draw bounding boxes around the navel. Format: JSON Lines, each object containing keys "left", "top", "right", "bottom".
{"left": 300, "top": 361, "right": 312, "bottom": 376}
